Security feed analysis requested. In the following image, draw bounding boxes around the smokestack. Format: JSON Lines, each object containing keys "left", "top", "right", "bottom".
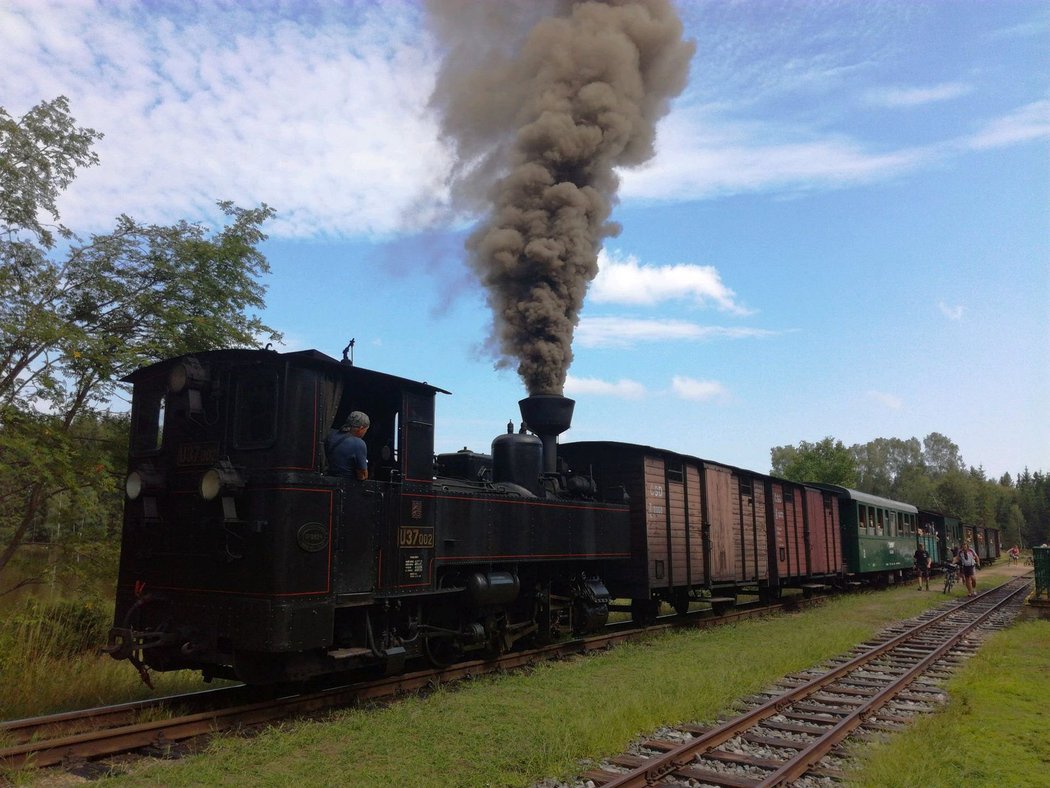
{"left": 427, "top": 0, "right": 695, "bottom": 395}
{"left": 519, "top": 394, "right": 575, "bottom": 474}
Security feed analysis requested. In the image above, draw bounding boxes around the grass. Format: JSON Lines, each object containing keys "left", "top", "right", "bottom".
{"left": 0, "top": 592, "right": 217, "bottom": 721}
{"left": 86, "top": 571, "right": 1013, "bottom": 787}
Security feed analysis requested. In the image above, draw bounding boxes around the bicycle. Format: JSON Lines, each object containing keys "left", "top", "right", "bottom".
{"left": 942, "top": 564, "right": 958, "bottom": 594}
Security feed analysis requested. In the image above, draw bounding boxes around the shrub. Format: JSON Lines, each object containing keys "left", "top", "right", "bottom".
{"left": 0, "top": 597, "right": 110, "bottom": 667}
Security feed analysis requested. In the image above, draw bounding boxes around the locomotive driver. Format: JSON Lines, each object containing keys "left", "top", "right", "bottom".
{"left": 325, "top": 411, "right": 370, "bottom": 480}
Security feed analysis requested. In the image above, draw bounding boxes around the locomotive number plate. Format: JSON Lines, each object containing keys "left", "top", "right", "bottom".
{"left": 176, "top": 441, "right": 220, "bottom": 466}
{"left": 398, "top": 526, "right": 435, "bottom": 548}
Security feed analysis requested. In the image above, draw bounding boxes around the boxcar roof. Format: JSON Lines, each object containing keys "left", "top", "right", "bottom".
{"left": 560, "top": 440, "right": 730, "bottom": 469}
{"left": 813, "top": 484, "right": 918, "bottom": 514}
{"left": 123, "top": 347, "right": 450, "bottom": 395}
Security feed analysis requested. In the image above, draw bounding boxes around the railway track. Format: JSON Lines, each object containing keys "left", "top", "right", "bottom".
{"left": 0, "top": 596, "right": 795, "bottom": 774}
{"left": 578, "top": 575, "right": 1032, "bottom": 787}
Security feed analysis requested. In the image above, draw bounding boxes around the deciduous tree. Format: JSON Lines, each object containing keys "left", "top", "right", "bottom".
{"left": 769, "top": 436, "right": 856, "bottom": 486}
{"left": 0, "top": 97, "right": 280, "bottom": 586}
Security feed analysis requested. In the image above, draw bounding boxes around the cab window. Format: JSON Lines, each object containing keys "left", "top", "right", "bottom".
{"left": 131, "top": 389, "right": 165, "bottom": 454}
{"left": 234, "top": 367, "right": 278, "bottom": 448}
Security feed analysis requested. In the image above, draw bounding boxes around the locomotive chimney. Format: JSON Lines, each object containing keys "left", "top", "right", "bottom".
{"left": 518, "top": 395, "right": 574, "bottom": 474}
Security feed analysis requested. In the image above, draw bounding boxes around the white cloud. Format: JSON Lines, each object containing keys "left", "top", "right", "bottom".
{"left": 938, "top": 301, "right": 964, "bottom": 321}
{"left": 620, "top": 110, "right": 931, "bottom": 202}
{"left": 565, "top": 375, "right": 646, "bottom": 399}
{"left": 867, "top": 390, "right": 903, "bottom": 410}
{"left": 671, "top": 376, "right": 729, "bottom": 402}
{"left": 967, "top": 100, "right": 1050, "bottom": 150}
{"left": 576, "top": 317, "right": 777, "bottom": 348}
{"left": 863, "top": 82, "right": 972, "bottom": 108}
{"left": 592, "top": 249, "right": 751, "bottom": 315}
{"left": 0, "top": 1, "right": 450, "bottom": 238}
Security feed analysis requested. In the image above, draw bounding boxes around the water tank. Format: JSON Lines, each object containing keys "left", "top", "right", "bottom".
{"left": 492, "top": 431, "right": 542, "bottom": 496}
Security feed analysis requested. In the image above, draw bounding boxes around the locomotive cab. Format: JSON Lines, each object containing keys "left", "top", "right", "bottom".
{"left": 108, "top": 349, "right": 447, "bottom": 682}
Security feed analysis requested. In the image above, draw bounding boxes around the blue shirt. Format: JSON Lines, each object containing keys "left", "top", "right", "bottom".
{"left": 325, "top": 429, "right": 367, "bottom": 476}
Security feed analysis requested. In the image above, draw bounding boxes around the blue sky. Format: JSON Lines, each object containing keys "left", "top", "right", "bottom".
{"left": 3, "top": 1, "right": 1048, "bottom": 479}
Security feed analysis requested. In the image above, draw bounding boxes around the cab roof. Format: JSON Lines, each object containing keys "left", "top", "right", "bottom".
{"left": 123, "top": 347, "right": 450, "bottom": 396}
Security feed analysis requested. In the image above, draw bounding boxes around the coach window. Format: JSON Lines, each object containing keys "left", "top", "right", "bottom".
{"left": 234, "top": 367, "right": 279, "bottom": 448}
{"left": 131, "top": 389, "right": 165, "bottom": 454}
{"left": 875, "top": 508, "right": 884, "bottom": 535}
{"left": 888, "top": 510, "right": 898, "bottom": 536}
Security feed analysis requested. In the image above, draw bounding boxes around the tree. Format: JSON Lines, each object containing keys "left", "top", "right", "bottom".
{"left": 0, "top": 97, "right": 280, "bottom": 585}
{"left": 922, "top": 432, "right": 965, "bottom": 477}
{"left": 769, "top": 437, "right": 856, "bottom": 486}
{"left": 1015, "top": 469, "right": 1050, "bottom": 546}
{"left": 933, "top": 471, "right": 976, "bottom": 524}
{"left": 851, "top": 436, "right": 923, "bottom": 498}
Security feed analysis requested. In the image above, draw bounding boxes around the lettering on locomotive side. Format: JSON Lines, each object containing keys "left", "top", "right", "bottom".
{"left": 402, "top": 554, "right": 424, "bottom": 580}
{"left": 176, "top": 442, "right": 220, "bottom": 466}
{"left": 398, "top": 526, "right": 435, "bottom": 548}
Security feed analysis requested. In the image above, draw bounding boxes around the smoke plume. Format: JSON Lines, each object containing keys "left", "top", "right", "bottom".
{"left": 428, "top": 0, "right": 694, "bottom": 394}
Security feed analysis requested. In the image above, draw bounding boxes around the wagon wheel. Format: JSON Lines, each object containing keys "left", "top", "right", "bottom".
{"left": 630, "top": 598, "right": 660, "bottom": 627}
{"left": 672, "top": 589, "right": 691, "bottom": 616}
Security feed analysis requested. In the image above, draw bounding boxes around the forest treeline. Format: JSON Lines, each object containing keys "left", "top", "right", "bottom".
{"left": 770, "top": 435, "right": 1049, "bottom": 549}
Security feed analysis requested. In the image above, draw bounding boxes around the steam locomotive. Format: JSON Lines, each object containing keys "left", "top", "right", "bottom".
{"left": 107, "top": 347, "right": 998, "bottom": 684}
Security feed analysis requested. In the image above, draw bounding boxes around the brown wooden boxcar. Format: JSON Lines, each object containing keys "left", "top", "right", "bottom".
{"left": 559, "top": 442, "right": 774, "bottom": 613}
{"left": 752, "top": 472, "right": 844, "bottom": 590}
{"left": 801, "top": 483, "right": 846, "bottom": 578}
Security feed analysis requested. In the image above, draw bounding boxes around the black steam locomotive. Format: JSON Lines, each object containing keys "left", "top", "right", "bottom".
{"left": 107, "top": 348, "right": 630, "bottom": 683}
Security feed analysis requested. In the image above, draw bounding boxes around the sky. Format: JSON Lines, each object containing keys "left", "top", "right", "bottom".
{"left": 3, "top": 0, "right": 1048, "bottom": 480}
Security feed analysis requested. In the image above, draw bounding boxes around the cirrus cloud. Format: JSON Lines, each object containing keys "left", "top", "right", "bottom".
{"left": 576, "top": 316, "right": 778, "bottom": 349}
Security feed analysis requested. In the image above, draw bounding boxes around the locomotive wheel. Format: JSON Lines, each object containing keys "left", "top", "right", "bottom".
{"left": 422, "top": 635, "right": 463, "bottom": 669}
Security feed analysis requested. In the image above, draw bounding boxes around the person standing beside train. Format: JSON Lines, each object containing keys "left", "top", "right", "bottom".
{"left": 325, "top": 411, "right": 370, "bottom": 480}
{"left": 958, "top": 541, "right": 981, "bottom": 596}
{"left": 913, "top": 543, "right": 931, "bottom": 591}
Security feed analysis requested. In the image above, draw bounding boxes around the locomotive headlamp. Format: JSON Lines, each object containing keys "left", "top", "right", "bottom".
{"left": 125, "top": 467, "right": 164, "bottom": 500}
{"left": 199, "top": 460, "right": 245, "bottom": 501}
{"left": 168, "top": 357, "right": 208, "bottom": 393}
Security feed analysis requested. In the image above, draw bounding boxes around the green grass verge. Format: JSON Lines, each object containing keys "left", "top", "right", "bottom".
{"left": 90, "top": 580, "right": 980, "bottom": 787}
{"left": 845, "top": 617, "right": 1050, "bottom": 787}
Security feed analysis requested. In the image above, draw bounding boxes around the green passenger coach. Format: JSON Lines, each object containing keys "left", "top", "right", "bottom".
{"left": 816, "top": 485, "right": 918, "bottom": 577}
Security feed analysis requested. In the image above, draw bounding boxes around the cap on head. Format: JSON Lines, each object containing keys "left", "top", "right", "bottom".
{"left": 345, "top": 411, "right": 370, "bottom": 430}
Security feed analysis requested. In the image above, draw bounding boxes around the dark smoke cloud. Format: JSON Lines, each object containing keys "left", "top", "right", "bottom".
{"left": 427, "top": 0, "right": 694, "bottom": 395}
